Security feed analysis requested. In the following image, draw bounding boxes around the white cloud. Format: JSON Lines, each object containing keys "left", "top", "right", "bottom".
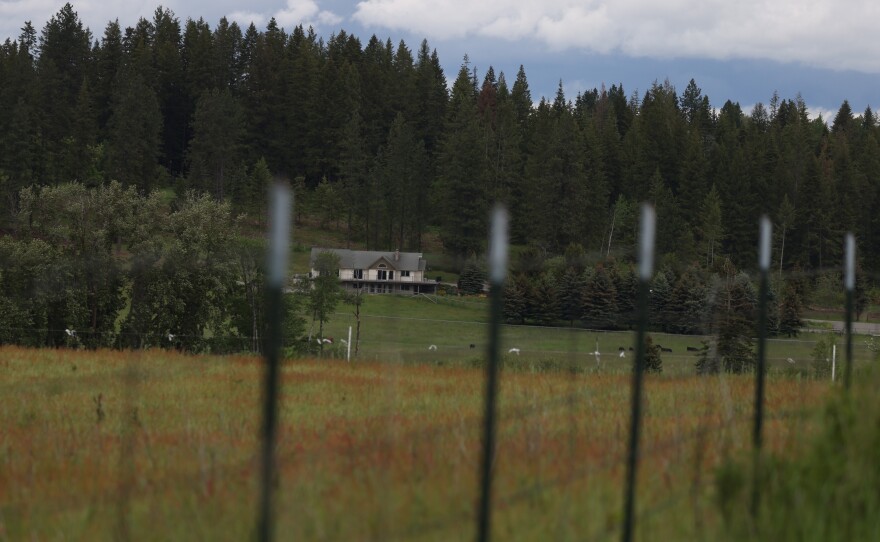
{"left": 228, "top": 11, "right": 267, "bottom": 28}
{"left": 807, "top": 105, "right": 837, "bottom": 124}
{"left": 0, "top": 1, "right": 342, "bottom": 44}
{"left": 273, "top": 0, "right": 341, "bottom": 29}
{"left": 352, "top": 0, "right": 880, "bottom": 73}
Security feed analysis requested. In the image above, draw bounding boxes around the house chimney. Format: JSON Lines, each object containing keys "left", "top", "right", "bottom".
{"left": 394, "top": 249, "right": 400, "bottom": 261}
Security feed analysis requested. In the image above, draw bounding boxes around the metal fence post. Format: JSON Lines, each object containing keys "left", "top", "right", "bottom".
{"left": 751, "top": 216, "right": 772, "bottom": 520}
{"left": 844, "top": 233, "right": 855, "bottom": 390}
{"left": 258, "top": 183, "right": 292, "bottom": 542}
{"left": 477, "top": 206, "right": 508, "bottom": 542}
{"left": 622, "top": 204, "right": 655, "bottom": 542}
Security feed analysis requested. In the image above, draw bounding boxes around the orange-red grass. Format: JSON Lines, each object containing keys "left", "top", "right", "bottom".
{"left": 0, "top": 346, "right": 829, "bottom": 540}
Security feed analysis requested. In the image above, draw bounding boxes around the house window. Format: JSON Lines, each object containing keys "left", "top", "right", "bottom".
{"left": 378, "top": 270, "right": 388, "bottom": 280}
{"left": 401, "top": 270, "right": 411, "bottom": 277}
{"left": 354, "top": 269, "right": 363, "bottom": 279}
{"left": 401, "top": 284, "right": 410, "bottom": 291}
{"left": 389, "top": 271, "right": 394, "bottom": 280}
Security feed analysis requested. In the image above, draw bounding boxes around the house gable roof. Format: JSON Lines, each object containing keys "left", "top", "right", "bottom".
{"left": 309, "top": 248, "right": 427, "bottom": 272}
{"left": 367, "top": 255, "right": 398, "bottom": 270}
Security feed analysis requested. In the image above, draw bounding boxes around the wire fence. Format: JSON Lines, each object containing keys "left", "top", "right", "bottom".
{"left": 0, "top": 198, "right": 876, "bottom": 541}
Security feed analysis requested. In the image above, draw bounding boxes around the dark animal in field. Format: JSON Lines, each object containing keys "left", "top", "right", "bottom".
{"left": 618, "top": 346, "right": 626, "bottom": 351}
{"left": 686, "top": 346, "right": 700, "bottom": 352}
{"left": 628, "top": 347, "right": 634, "bottom": 351}
{"left": 469, "top": 344, "right": 476, "bottom": 349}
{"left": 661, "top": 347, "right": 673, "bottom": 353}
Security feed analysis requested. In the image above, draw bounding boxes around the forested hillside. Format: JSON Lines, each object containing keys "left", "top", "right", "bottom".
{"left": 3, "top": 4, "right": 880, "bottom": 269}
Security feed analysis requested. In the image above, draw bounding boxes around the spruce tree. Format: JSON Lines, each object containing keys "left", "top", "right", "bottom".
{"left": 531, "top": 273, "right": 558, "bottom": 326}
{"left": 581, "top": 265, "right": 618, "bottom": 329}
{"left": 644, "top": 334, "right": 663, "bottom": 373}
{"left": 187, "top": 88, "right": 245, "bottom": 199}
{"left": 503, "top": 273, "right": 529, "bottom": 324}
{"left": 458, "top": 259, "right": 486, "bottom": 295}
{"left": 557, "top": 266, "right": 585, "bottom": 326}
{"left": 434, "top": 61, "right": 488, "bottom": 256}
{"left": 778, "top": 281, "right": 804, "bottom": 337}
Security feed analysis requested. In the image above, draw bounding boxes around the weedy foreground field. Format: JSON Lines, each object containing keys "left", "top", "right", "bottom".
{"left": 0, "top": 345, "right": 841, "bottom": 541}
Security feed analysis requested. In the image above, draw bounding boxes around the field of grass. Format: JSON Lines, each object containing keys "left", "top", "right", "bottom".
{"left": 0, "top": 345, "right": 845, "bottom": 540}
{"left": 318, "top": 294, "right": 877, "bottom": 377}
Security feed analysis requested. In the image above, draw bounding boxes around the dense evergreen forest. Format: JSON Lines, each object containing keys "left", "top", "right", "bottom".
{"left": 4, "top": 4, "right": 880, "bottom": 269}
{"left": 1, "top": 4, "right": 878, "bottom": 357}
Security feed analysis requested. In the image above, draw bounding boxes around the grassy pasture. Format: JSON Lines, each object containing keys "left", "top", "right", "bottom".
{"left": 319, "top": 295, "right": 876, "bottom": 376}
{"left": 0, "top": 345, "right": 837, "bottom": 540}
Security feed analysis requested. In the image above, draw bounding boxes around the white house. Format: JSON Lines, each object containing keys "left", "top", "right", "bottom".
{"left": 309, "top": 248, "right": 438, "bottom": 294}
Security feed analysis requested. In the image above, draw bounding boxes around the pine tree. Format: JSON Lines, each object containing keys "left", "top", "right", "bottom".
{"left": 649, "top": 270, "right": 674, "bottom": 331}
{"left": 459, "top": 259, "right": 486, "bottom": 295}
{"left": 106, "top": 67, "right": 162, "bottom": 190}
{"left": 531, "top": 273, "right": 558, "bottom": 326}
{"left": 643, "top": 334, "right": 663, "bottom": 373}
{"left": 700, "top": 184, "right": 724, "bottom": 267}
{"left": 669, "top": 266, "right": 708, "bottom": 334}
{"left": 36, "top": 3, "right": 93, "bottom": 183}
{"left": 503, "top": 273, "right": 530, "bottom": 324}
{"left": 716, "top": 272, "right": 757, "bottom": 373}
{"left": 581, "top": 265, "right": 618, "bottom": 329}
{"left": 211, "top": 17, "right": 243, "bottom": 91}
{"left": 152, "top": 7, "right": 186, "bottom": 176}
{"left": 434, "top": 61, "right": 488, "bottom": 256}
{"left": 187, "top": 88, "right": 245, "bottom": 199}
{"left": 557, "top": 266, "right": 584, "bottom": 326}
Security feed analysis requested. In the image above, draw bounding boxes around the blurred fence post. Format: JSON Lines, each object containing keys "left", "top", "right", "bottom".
{"left": 844, "top": 233, "right": 855, "bottom": 390}
{"left": 258, "top": 183, "right": 292, "bottom": 542}
{"left": 751, "top": 216, "right": 772, "bottom": 520}
{"left": 477, "top": 205, "right": 508, "bottom": 542}
{"left": 622, "top": 204, "right": 655, "bottom": 542}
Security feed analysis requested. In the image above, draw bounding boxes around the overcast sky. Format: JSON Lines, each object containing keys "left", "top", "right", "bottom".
{"left": 3, "top": 0, "right": 878, "bottom": 120}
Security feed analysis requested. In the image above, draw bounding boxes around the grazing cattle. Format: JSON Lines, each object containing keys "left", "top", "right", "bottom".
{"left": 469, "top": 344, "right": 476, "bottom": 349}
{"left": 508, "top": 348, "right": 520, "bottom": 355}
{"left": 661, "top": 347, "right": 673, "bottom": 353}
{"left": 786, "top": 357, "right": 795, "bottom": 364}
{"left": 428, "top": 344, "right": 438, "bottom": 351}
{"left": 686, "top": 346, "right": 699, "bottom": 352}
{"left": 629, "top": 347, "right": 634, "bottom": 351}
{"left": 618, "top": 346, "right": 626, "bottom": 351}
{"left": 619, "top": 351, "right": 625, "bottom": 358}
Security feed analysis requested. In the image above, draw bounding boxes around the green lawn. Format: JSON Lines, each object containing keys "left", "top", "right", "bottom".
{"left": 313, "top": 294, "right": 876, "bottom": 377}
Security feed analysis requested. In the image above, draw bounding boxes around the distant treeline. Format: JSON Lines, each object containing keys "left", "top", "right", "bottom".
{"left": 3, "top": 3, "right": 880, "bottom": 272}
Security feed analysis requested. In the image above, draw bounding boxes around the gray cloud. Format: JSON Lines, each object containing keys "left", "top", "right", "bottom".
{"left": 353, "top": 0, "right": 880, "bottom": 73}
{"left": 0, "top": 0, "right": 341, "bottom": 43}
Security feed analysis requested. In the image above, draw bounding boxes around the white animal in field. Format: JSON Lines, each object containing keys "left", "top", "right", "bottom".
{"left": 167, "top": 333, "right": 175, "bottom": 342}
{"left": 322, "top": 338, "right": 333, "bottom": 344}
{"left": 508, "top": 347, "right": 520, "bottom": 355}
{"left": 65, "top": 328, "right": 76, "bottom": 337}
{"left": 619, "top": 350, "right": 626, "bottom": 358}
{"left": 787, "top": 357, "right": 795, "bottom": 364}
{"left": 590, "top": 338, "right": 601, "bottom": 365}
{"left": 428, "top": 344, "right": 438, "bottom": 351}
{"left": 340, "top": 339, "right": 348, "bottom": 345}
